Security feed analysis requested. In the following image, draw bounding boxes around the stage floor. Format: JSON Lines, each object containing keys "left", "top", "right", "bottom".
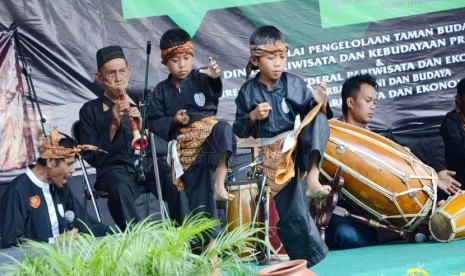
{"left": 253, "top": 239, "right": 465, "bottom": 275}
{"left": 2, "top": 239, "right": 465, "bottom": 275}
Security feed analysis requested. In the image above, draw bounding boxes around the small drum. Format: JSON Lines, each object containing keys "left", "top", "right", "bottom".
{"left": 226, "top": 181, "right": 259, "bottom": 231}
{"left": 226, "top": 180, "right": 260, "bottom": 258}
{"left": 430, "top": 191, "right": 465, "bottom": 242}
{"left": 321, "top": 120, "right": 437, "bottom": 230}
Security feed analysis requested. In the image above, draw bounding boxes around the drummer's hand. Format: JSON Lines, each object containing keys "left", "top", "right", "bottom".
{"left": 307, "top": 81, "right": 327, "bottom": 104}
{"left": 437, "top": 170, "right": 462, "bottom": 195}
{"left": 250, "top": 102, "right": 272, "bottom": 121}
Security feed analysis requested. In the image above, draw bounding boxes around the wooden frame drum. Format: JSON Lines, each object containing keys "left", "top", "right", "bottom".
{"left": 225, "top": 180, "right": 260, "bottom": 258}
{"left": 321, "top": 120, "right": 437, "bottom": 231}
{"left": 226, "top": 181, "right": 259, "bottom": 232}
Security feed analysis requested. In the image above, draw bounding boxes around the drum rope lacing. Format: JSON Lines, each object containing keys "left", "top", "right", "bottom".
{"left": 323, "top": 123, "right": 438, "bottom": 230}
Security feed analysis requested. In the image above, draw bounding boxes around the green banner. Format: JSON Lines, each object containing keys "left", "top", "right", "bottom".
{"left": 121, "top": 0, "right": 284, "bottom": 36}
{"left": 320, "top": 0, "right": 465, "bottom": 28}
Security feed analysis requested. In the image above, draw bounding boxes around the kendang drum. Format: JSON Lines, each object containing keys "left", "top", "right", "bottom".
{"left": 429, "top": 191, "right": 465, "bottom": 242}
{"left": 321, "top": 120, "right": 437, "bottom": 231}
{"left": 226, "top": 180, "right": 260, "bottom": 258}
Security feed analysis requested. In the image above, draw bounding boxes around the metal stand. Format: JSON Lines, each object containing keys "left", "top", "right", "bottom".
{"left": 225, "top": 159, "right": 283, "bottom": 264}
{"left": 10, "top": 22, "right": 48, "bottom": 136}
{"left": 77, "top": 157, "right": 102, "bottom": 222}
{"left": 254, "top": 175, "right": 281, "bottom": 265}
{"left": 134, "top": 41, "right": 152, "bottom": 183}
{"left": 150, "top": 132, "right": 170, "bottom": 223}
{"left": 224, "top": 160, "right": 262, "bottom": 218}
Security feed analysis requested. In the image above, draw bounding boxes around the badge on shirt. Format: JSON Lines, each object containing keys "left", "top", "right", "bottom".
{"left": 281, "top": 98, "right": 290, "bottom": 114}
{"left": 194, "top": 92, "right": 206, "bottom": 107}
{"left": 29, "top": 195, "right": 41, "bottom": 208}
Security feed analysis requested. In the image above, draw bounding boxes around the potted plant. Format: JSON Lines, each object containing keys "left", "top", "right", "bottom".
{"left": 0, "top": 213, "right": 265, "bottom": 275}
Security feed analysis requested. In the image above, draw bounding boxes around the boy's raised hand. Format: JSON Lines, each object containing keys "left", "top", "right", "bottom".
{"left": 200, "top": 57, "right": 221, "bottom": 78}
{"left": 307, "top": 81, "right": 327, "bottom": 104}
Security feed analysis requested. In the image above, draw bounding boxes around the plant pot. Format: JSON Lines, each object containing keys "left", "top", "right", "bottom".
{"left": 258, "top": 259, "right": 317, "bottom": 276}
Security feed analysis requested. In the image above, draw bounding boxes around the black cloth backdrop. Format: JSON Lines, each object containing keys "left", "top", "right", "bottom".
{"left": 0, "top": 0, "right": 464, "bottom": 182}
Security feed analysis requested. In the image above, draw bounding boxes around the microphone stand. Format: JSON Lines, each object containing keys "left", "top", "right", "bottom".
{"left": 9, "top": 22, "right": 48, "bottom": 136}
{"left": 150, "top": 133, "right": 170, "bottom": 222}
{"left": 135, "top": 41, "right": 152, "bottom": 183}
{"left": 138, "top": 41, "right": 170, "bottom": 223}
{"left": 255, "top": 175, "right": 280, "bottom": 265}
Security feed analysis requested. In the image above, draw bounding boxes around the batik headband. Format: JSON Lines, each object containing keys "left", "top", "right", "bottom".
{"left": 250, "top": 43, "right": 288, "bottom": 57}
{"left": 161, "top": 41, "right": 195, "bottom": 64}
{"left": 40, "top": 129, "right": 104, "bottom": 159}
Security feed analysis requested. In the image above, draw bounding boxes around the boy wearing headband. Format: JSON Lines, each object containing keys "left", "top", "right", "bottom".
{"left": 233, "top": 25, "right": 331, "bottom": 267}
{"left": 147, "top": 28, "right": 236, "bottom": 245}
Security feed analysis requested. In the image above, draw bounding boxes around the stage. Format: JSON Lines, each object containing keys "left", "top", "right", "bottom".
{"left": 1, "top": 237, "right": 464, "bottom": 275}
{"left": 1, "top": 173, "right": 465, "bottom": 275}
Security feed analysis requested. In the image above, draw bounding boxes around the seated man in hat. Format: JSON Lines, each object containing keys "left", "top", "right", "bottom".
{"left": 0, "top": 129, "right": 110, "bottom": 248}
{"left": 78, "top": 45, "right": 185, "bottom": 231}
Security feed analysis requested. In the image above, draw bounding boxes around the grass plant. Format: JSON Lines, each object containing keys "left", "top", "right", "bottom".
{"left": 0, "top": 213, "right": 264, "bottom": 275}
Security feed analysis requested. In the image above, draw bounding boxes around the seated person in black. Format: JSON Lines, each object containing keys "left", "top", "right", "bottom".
{"left": 78, "top": 45, "right": 185, "bottom": 231}
{"left": 440, "top": 77, "right": 465, "bottom": 193}
{"left": 147, "top": 29, "right": 237, "bottom": 253}
{"left": 147, "top": 28, "right": 236, "bottom": 204}
{"left": 0, "top": 129, "right": 109, "bottom": 248}
{"left": 326, "top": 73, "right": 462, "bottom": 249}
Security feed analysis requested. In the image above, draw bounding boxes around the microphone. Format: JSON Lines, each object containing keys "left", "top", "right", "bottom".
{"left": 64, "top": 210, "right": 75, "bottom": 231}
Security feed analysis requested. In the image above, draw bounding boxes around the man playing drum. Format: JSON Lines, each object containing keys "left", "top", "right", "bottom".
{"left": 325, "top": 73, "right": 462, "bottom": 249}
{"left": 440, "top": 77, "right": 465, "bottom": 197}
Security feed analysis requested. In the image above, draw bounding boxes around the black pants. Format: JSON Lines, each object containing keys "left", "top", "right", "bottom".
{"left": 96, "top": 169, "right": 141, "bottom": 231}
{"left": 96, "top": 157, "right": 187, "bottom": 231}
{"left": 275, "top": 113, "right": 329, "bottom": 267}
{"left": 181, "top": 121, "right": 237, "bottom": 239}
{"left": 145, "top": 157, "right": 189, "bottom": 225}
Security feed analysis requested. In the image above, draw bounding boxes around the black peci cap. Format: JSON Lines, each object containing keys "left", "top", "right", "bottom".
{"left": 96, "top": 45, "right": 125, "bottom": 71}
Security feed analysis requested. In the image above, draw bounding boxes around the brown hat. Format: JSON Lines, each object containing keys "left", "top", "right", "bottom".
{"left": 40, "top": 129, "right": 105, "bottom": 159}
{"left": 96, "top": 45, "right": 126, "bottom": 70}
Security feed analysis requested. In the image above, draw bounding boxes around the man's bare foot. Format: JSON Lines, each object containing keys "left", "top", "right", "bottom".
{"left": 214, "top": 189, "right": 235, "bottom": 201}
{"left": 306, "top": 178, "right": 331, "bottom": 199}
{"left": 306, "top": 186, "right": 331, "bottom": 199}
